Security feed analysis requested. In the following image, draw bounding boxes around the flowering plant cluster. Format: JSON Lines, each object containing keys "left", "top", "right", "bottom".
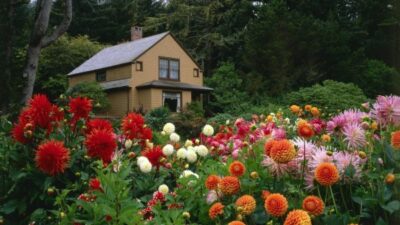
{"left": 1, "top": 94, "right": 400, "bottom": 225}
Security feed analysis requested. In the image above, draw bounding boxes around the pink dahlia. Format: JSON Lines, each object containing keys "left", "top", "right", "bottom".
{"left": 371, "top": 95, "right": 400, "bottom": 127}
{"left": 342, "top": 123, "right": 367, "bottom": 149}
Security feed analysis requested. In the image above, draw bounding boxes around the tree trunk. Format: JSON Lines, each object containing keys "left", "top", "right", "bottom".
{"left": 21, "top": 0, "right": 72, "bottom": 104}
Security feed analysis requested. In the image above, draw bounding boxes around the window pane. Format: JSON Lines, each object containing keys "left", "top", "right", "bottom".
{"left": 163, "top": 92, "right": 180, "bottom": 112}
{"left": 170, "top": 60, "right": 179, "bottom": 80}
{"left": 159, "top": 59, "right": 168, "bottom": 78}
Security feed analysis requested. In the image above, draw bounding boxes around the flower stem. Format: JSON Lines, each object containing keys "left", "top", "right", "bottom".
{"left": 329, "top": 186, "right": 338, "bottom": 214}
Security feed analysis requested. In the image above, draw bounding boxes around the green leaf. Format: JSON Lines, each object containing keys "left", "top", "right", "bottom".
{"left": 381, "top": 200, "right": 400, "bottom": 214}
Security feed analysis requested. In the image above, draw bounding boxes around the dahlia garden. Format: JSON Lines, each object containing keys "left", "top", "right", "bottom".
{"left": 1, "top": 94, "right": 400, "bottom": 225}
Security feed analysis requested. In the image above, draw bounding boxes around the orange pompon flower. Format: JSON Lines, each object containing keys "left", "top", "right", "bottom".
{"left": 229, "top": 161, "right": 246, "bottom": 177}
{"left": 228, "top": 221, "right": 246, "bottom": 225}
{"left": 269, "top": 139, "right": 296, "bottom": 163}
{"left": 209, "top": 202, "right": 224, "bottom": 220}
{"left": 264, "top": 193, "right": 288, "bottom": 217}
{"left": 205, "top": 175, "right": 221, "bottom": 190}
{"left": 314, "top": 162, "right": 339, "bottom": 186}
{"left": 391, "top": 131, "right": 400, "bottom": 149}
{"left": 297, "top": 120, "right": 314, "bottom": 139}
{"left": 310, "top": 107, "right": 320, "bottom": 117}
{"left": 264, "top": 139, "right": 276, "bottom": 156}
{"left": 290, "top": 105, "right": 300, "bottom": 114}
{"left": 302, "top": 195, "right": 324, "bottom": 216}
{"left": 235, "top": 195, "right": 256, "bottom": 215}
{"left": 35, "top": 140, "right": 70, "bottom": 176}
{"left": 261, "top": 190, "right": 271, "bottom": 200}
{"left": 219, "top": 176, "right": 240, "bottom": 195}
{"left": 304, "top": 105, "right": 312, "bottom": 111}
{"left": 283, "top": 209, "right": 311, "bottom": 225}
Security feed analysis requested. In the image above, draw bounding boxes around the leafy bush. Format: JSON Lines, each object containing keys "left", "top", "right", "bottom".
{"left": 65, "top": 82, "right": 110, "bottom": 113}
{"left": 145, "top": 107, "right": 170, "bottom": 131}
{"left": 205, "top": 62, "right": 249, "bottom": 114}
{"left": 284, "top": 80, "right": 367, "bottom": 115}
{"left": 356, "top": 59, "right": 400, "bottom": 97}
{"left": 186, "top": 101, "right": 204, "bottom": 117}
{"left": 207, "top": 113, "right": 235, "bottom": 126}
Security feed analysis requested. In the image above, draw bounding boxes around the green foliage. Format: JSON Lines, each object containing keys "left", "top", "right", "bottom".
{"left": 185, "top": 101, "right": 204, "bottom": 117}
{"left": 207, "top": 113, "right": 235, "bottom": 126}
{"left": 37, "top": 35, "right": 104, "bottom": 100}
{"left": 356, "top": 60, "right": 400, "bottom": 97}
{"left": 168, "top": 109, "right": 206, "bottom": 140}
{"left": 205, "top": 62, "right": 249, "bottom": 114}
{"left": 284, "top": 80, "right": 368, "bottom": 115}
{"left": 65, "top": 82, "right": 110, "bottom": 113}
{"left": 145, "top": 107, "right": 170, "bottom": 131}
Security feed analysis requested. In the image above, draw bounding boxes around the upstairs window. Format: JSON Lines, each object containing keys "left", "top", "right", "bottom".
{"left": 136, "top": 61, "right": 143, "bottom": 71}
{"left": 159, "top": 58, "right": 179, "bottom": 80}
{"left": 193, "top": 68, "right": 199, "bottom": 77}
{"left": 96, "top": 71, "right": 106, "bottom": 82}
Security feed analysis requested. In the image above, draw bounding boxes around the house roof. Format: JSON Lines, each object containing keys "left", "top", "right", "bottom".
{"left": 136, "top": 80, "right": 213, "bottom": 92}
{"left": 68, "top": 32, "right": 170, "bottom": 76}
{"left": 99, "top": 79, "right": 131, "bottom": 91}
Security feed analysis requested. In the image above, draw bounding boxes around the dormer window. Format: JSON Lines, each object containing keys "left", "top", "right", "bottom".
{"left": 159, "top": 58, "right": 179, "bottom": 81}
{"left": 136, "top": 61, "right": 143, "bottom": 71}
{"left": 96, "top": 70, "right": 106, "bottom": 82}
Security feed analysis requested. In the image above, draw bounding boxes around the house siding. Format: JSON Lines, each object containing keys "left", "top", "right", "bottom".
{"left": 105, "top": 89, "right": 130, "bottom": 117}
{"left": 68, "top": 65, "right": 132, "bottom": 87}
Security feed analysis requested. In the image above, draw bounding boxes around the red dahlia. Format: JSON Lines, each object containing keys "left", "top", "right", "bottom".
{"left": 69, "top": 96, "right": 92, "bottom": 122}
{"left": 35, "top": 140, "right": 70, "bottom": 176}
{"left": 89, "top": 178, "right": 102, "bottom": 191}
{"left": 121, "top": 113, "right": 152, "bottom": 141}
{"left": 141, "top": 145, "right": 165, "bottom": 169}
{"left": 86, "top": 118, "right": 113, "bottom": 134}
{"left": 85, "top": 129, "right": 116, "bottom": 163}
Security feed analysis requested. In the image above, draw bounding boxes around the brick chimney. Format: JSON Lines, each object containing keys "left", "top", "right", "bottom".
{"left": 131, "top": 26, "right": 143, "bottom": 41}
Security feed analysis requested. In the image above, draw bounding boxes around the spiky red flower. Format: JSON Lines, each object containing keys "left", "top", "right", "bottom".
{"left": 69, "top": 96, "right": 92, "bottom": 122}
{"left": 35, "top": 140, "right": 70, "bottom": 176}
{"left": 85, "top": 129, "right": 116, "bottom": 163}
{"left": 86, "top": 119, "right": 113, "bottom": 134}
{"left": 142, "top": 145, "right": 165, "bottom": 169}
{"left": 89, "top": 178, "right": 102, "bottom": 191}
{"left": 29, "top": 94, "right": 54, "bottom": 129}
{"left": 121, "top": 113, "right": 152, "bottom": 143}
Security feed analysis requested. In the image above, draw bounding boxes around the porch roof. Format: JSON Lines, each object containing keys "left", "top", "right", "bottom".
{"left": 136, "top": 80, "right": 213, "bottom": 92}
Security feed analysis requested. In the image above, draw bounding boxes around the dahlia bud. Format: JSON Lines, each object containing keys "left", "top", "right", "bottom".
{"left": 385, "top": 173, "right": 395, "bottom": 184}
{"left": 24, "top": 130, "right": 33, "bottom": 138}
{"left": 128, "top": 152, "right": 136, "bottom": 159}
{"left": 182, "top": 211, "right": 190, "bottom": 219}
{"left": 250, "top": 171, "right": 259, "bottom": 179}
{"left": 184, "top": 163, "right": 189, "bottom": 169}
{"left": 321, "top": 134, "right": 331, "bottom": 143}
{"left": 326, "top": 151, "right": 333, "bottom": 156}
{"left": 236, "top": 206, "right": 244, "bottom": 213}
{"left": 165, "top": 163, "right": 172, "bottom": 169}
{"left": 75, "top": 172, "right": 81, "bottom": 177}
{"left": 47, "top": 188, "right": 55, "bottom": 196}
{"left": 236, "top": 214, "right": 243, "bottom": 221}
{"left": 161, "top": 131, "right": 166, "bottom": 136}
{"left": 358, "top": 151, "right": 367, "bottom": 159}
{"left": 125, "top": 139, "right": 133, "bottom": 149}
{"left": 370, "top": 121, "right": 378, "bottom": 130}
{"left": 195, "top": 139, "right": 200, "bottom": 144}
{"left": 60, "top": 212, "right": 65, "bottom": 218}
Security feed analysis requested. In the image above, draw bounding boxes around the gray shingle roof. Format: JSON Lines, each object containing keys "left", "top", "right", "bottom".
{"left": 136, "top": 80, "right": 213, "bottom": 92}
{"left": 68, "top": 32, "right": 169, "bottom": 76}
{"left": 99, "top": 79, "right": 131, "bottom": 90}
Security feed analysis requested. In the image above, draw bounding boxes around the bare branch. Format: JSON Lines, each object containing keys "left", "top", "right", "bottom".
{"left": 41, "top": 0, "right": 72, "bottom": 48}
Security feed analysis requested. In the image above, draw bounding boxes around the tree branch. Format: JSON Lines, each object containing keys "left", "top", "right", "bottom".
{"left": 41, "top": 0, "right": 72, "bottom": 48}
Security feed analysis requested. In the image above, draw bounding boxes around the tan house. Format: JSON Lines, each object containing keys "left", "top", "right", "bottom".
{"left": 68, "top": 27, "right": 212, "bottom": 117}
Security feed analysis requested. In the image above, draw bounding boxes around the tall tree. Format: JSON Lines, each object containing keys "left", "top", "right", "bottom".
{"left": 21, "top": 0, "right": 72, "bottom": 104}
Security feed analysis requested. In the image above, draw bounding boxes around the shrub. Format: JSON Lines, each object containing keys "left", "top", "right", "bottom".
{"left": 65, "top": 82, "right": 110, "bottom": 113}
{"left": 145, "top": 107, "right": 170, "bottom": 131}
{"left": 284, "top": 80, "right": 367, "bottom": 115}
{"left": 207, "top": 113, "right": 235, "bottom": 126}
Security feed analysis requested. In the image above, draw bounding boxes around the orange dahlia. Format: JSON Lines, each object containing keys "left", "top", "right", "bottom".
{"left": 35, "top": 140, "right": 70, "bottom": 176}
{"left": 302, "top": 195, "right": 324, "bottom": 216}
{"left": 261, "top": 190, "right": 271, "bottom": 200}
{"left": 209, "top": 202, "right": 224, "bottom": 220}
{"left": 229, "top": 161, "right": 246, "bottom": 177}
{"left": 304, "top": 105, "right": 312, "bottom": 111}
{"left": 205, "top": 175, "right": 220, "bottom": 190}
{"left": 297, "top": 121, "right": 314, "bottom": 139}
{"left": 235, "top": 195, "right": 256, "bottom": 215}
{"left": 310, "top": 107, "right": 320, "bottom": 117}
{"left": 264, "top": 193, "right": 288, "bottom": 217}
{"left": 270, "top": 139, "right": 296, "bottom": 163}
{"left": 290, "top": 105, "right": 300, "bottom": 114}
{"left": 283, "top": 209, "right": 311, "bottom": 225}
{"left": 314, "top": 162, "right": 339, "bottom": 186}
{"left": 228, "top": 221, "right": 246, "bottom": 225}
{"left": 264, "top": 139, "right": 276, "bottom": 156}
{"left": 391, "top": 131, "right": 400, "bottom": 149}
{"left": 219, "top": 176, "right": 240, "bottom": 195}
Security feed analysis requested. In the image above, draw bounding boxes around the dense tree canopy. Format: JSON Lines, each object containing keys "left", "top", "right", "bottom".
{"left": 0, "top": 0, "right": 399, "bottom": 113}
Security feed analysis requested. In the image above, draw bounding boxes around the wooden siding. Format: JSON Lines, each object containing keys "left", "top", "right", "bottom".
{"left": 68, "top": 65, "right": 132, "bottom": 87}
{"left": 105, "top": 89, "right": 129, "bottom": 117}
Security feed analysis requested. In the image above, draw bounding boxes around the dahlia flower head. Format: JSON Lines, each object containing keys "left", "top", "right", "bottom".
{"left": 327, "top": 109, "right": 367, "bottom": 133}
{"left": 370, "top": 95, "right": 400, "bottom": 127}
